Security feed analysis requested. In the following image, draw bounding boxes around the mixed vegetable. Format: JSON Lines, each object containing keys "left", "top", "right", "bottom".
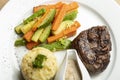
{"left": 14, "top": 2, "right": 81, "bottom": 51}
{"left": 40, "top": 38, "right": 71, "bottom": 52}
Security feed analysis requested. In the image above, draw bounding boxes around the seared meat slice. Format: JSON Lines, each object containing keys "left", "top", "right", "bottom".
{"left": 72, "top": 26, "right": 111, "bottom": 74}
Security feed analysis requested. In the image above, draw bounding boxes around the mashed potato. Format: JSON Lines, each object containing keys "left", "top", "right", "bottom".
{"left": 21, "top": 47, "right": 58, "bottom": 80}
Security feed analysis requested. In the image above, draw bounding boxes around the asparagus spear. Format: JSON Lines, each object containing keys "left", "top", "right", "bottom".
{"left": 24, "top": 8, "right": 46, "bottom": 24}
{"left": 14, "top": 8, "right": 46, "bottom": 34}
{"left": 63, "top": 9, "right": 78, "bottom": 21}
{"left": 40, "top": 38, "right": 71, "bottom": 51}
{"left": 14, "top": 38, "right": 27, "bottom": 47}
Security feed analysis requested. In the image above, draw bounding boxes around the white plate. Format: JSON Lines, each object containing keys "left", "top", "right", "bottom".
{"left": 0, "top": 0, "right": 120, "bottom": 80}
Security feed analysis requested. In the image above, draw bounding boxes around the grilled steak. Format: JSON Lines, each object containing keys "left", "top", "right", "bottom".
{"left": 72, "top": 26, "right": 111, "bottom": 74}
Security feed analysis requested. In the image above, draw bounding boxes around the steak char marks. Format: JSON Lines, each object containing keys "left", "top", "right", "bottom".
{"left": 72, "top": 26, "right": 111, "bottom": 74}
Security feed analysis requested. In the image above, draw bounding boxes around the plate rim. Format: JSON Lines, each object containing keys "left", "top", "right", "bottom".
{"left": 0, "top": 0, "right": 120, "bottom": 80}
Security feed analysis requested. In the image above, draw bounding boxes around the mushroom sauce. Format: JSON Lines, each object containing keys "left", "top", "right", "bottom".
{"left": 65, "top": 59, "right": 82, "bottom": 80}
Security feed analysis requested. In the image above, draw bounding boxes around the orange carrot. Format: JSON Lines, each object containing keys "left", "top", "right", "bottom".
{"left": 33, "top": 5, "right": 47, "bottom": 13}
{"left": 47, "top": 2, "right": 64, "bottom": 9}
{"left": 33, "top": 2, "right": 78, "bottom": 13}
{"left": 47, "top": 28, "right": 76, "bottom": 43}
{"left": 48, "top": 21, "right": 80, "bottom": 43}
{"left": 26, "top": 41, "right": 39, "bottom": 50}
{"left": 23, "top": 30, "right": 34, "bottom": 42}
{"left": 52, "top": 4, "right": 68, "bottom": 31}
{"left": 52, "top": 2, "right": 79, "bottom": 31}
{"left": 23, "top": 9, "right": 50, "bottom": 42}
{"left": 33, "top": 2, "right": 64, "bottom": 13}
{"left": 55, "top": 9, "right": 60, "bottom": 17}
{"left": 23, "top": 9, "right": 49, "bottom": 42}
{"left": 72, "top": 21, "right": 81, "bottom": 28}
{"left": 32, "top": 9, "right": 50, "bottom": 31}
{"left": 55, "top": 2, "right": 78, "bottom": 18}
{"left": 66, "top": 2, "right": 79, "bottom": 12}
{"left": 66, "top": 31, "right": 76, "bottom": 37}
{"left": 54, "top": 2, "right": 65, "bottom": 9}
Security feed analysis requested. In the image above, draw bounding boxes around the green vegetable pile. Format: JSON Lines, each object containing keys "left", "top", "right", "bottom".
{"left": 14, "top": 2, "right": 79, "bottom": 51}
{"left": 40, "top": 38, "right": 71, "bottom": 51}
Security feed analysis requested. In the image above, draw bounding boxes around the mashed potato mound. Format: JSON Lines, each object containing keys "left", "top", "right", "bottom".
{"left": 21, "top": 47, "right": 58, "bottom": 80}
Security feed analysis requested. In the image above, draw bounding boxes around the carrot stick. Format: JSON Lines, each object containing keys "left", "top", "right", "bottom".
{"left": 52, "top": 4, "right": 68, "bottom": 31}
{"left": 23, "top": 30, "right": 34, "bottom": 42}
{"left": 47, "top": 29, "right": 76, "bottom": 43}
{"left": 23, "top": 9, "right": 50, "bottom": 42}
{"left": 26, "top": 41, "right": 39, "bottom": 50}
{"left": 33, "top": 2, "right": 64, "bottom": 13}
{"left": 47, "top": 2, "right": 64, "bottom": 9}
{"left": 33, "top": 2, "right": 78, "bottom": 13}
{"left": 54, "top": 2, "right": 65, "bottom": 9}
{"left": 54, "top": 9, "right": 60, "bottom": 17}
{"left": 66, "top": 31, "right": 76, "bottom": 37}
{"left": 66, "top": 2, "right": 79, "bottom": 12}
{"left": 72, "top": 21, "right": 81, "bottom": 28}
{"left": 33, "top": 5, "right": 47, "bottom": 13}
{"left": 52, "top": 2, "right": 79, "bottom": 31}
{"left": 54, "top": 2, "right": 78, "bottom": 18}
{"left": 32, "top": 9, "right": 50, "bottom": 31}
{"left": 48, "top": 21, "right": 80, "bottom": 43}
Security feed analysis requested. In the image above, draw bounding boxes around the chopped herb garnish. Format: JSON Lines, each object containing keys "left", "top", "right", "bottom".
{"left": 32, "top": 54, "right": 47, "bottom": 68}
